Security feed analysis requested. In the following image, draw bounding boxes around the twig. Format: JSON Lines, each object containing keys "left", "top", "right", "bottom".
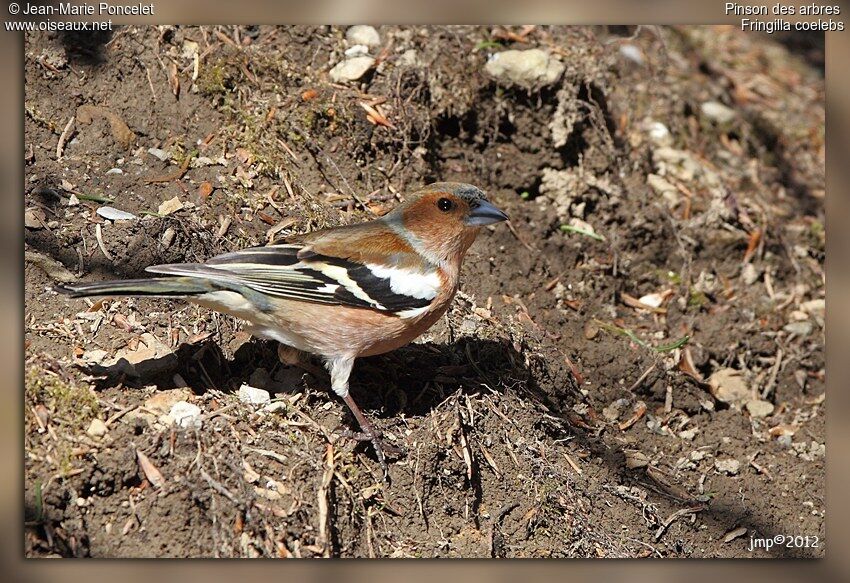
{"left": 628, "top": 363, "right": 657, "bottom": 392}
{"left": 199, "top": 467, "right": 238, "bottom": 503}
{"left": 104, "top": 404, "right": 139, "bottom": 427}
{"left": 317, "top": 443, "right": 335, "bottom": 557}
{"left": 654, "top": 506, "right": 701, "bottom": 541}
{"left": 506, "top": 220, "right": 534, "bottom": 252}
{"left": 761, "top": 348, "right": 783, "bottom": 399}
{"left": 95, "top": 223, "right": 113, "bottom": 261}
{"left": 56, "top": 115, "right": 75, "bottom": 160}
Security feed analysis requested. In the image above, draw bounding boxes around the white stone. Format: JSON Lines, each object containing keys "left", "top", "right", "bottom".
{"left": 345, "top": 44, "right": 369, "bottom": 57}
{"left": 485, "top": 49, "right": 565, "bottom": 88}
{"left": 239, "top": 384, "right": 271, "bottom": 406}
{"left": 701, "top": 101, "right": 736, "bottom": 124}
{"left": 745, "top": 399, "right": 775, "bottom": 418}
{"left": 784, "top": 321, "right": 813, "bottom": 336}
{"left": 646, "top": 121, "right": 672, "bottom": 146}
{"left": 741, "top": 263, "right": 760, "bottom": 285}
{"left": 86, "top": 418, "right": 108, "bottom": 438}
{"left": 329, "top": 56, "right": 375, "bottom": 82}
{"left": 346, "top": 25, "right": 381, "bottom": 48}
{"left": 169, "top": 401, "right": 202, "bottom": 429}
{"left": 715, "top": 458, "right": 741, "bottom": 475}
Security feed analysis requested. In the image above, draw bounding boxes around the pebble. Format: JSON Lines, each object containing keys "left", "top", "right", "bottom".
{"left": 169, "top": 401, "right": 202, "bottom": 430}
{"left": 144, "top": 388, "right": 194, "bottom": 415}
{"left": 399, "top": 49, "right": 419, "bottom": 67}
{"left": 105, "top": 168, "right": 123, "bottom": 175}
{"left": 147, "top": 147, "right": 170, "bottom": 161}
{"left": 344, "top": 44, "right": 369, "bottom": 57}
{"left": 701, "top": 101, "right": 736, "bottom": 124}
{"left": 646, "top": 121, "right": 672, "bottom": 146}
{"left": 745, "top": 399, "right": 775, "bottom": 418}
{"left": 715, "top": 458, "right": 741, "bottom": 475}
{"left": 484, "top": 49, "right": 565, "bottom": 88}
{"left": 784, "top": 321, "right": 813, "bottom": 336}
{"left": 329, "top": 55, "right": 375, "bottom": 82}
{"left": 619, "top": 44, "right": 645, "bottom": 65}
{"left": 707, "top": 367, "right": 749, "bottom": 405}
{"left": 346, "top": 25, "right": 381, "bottom": 48}
{"left": 741, "top": 263, "right": 760, "bottom": 285}
{"left": 158, "top": 196, "right": 184, "bottom": 216}
{"left": 239, "top": 384, "right": 271, "bottom": 406}
{"left": 602, "top": 398, "right": 629, "bottom": 422}
{"left": 801, "top": 298, "right": 825, "bottom": 318}
{"left": 86, "top": 418, "right": 108, "bottom": 438}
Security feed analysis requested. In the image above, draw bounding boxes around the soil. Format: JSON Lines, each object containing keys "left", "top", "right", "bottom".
{"left": 24, "top": 25, "right": 825, "bottom": 558}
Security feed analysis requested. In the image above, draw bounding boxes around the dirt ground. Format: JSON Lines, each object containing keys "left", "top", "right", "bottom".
{"left": 23, "top": 25, "right": 825, "bottom": 558}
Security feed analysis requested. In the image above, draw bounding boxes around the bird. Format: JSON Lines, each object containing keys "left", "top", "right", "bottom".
{"left": 56, "top": 182, "right": 509, "bottom": 476}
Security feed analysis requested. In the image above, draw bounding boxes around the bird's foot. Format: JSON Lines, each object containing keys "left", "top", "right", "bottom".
{"left": 338, "top": 426, "right": 405, "bottom": 480}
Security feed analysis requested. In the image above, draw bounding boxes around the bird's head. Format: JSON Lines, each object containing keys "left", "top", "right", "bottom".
{"left": 385, "top": 182, "right": 509, "bottom": 267}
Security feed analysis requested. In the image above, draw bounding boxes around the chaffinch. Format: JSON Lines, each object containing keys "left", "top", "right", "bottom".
{"left": 57, "top": 182, "right": 508, "bottom": 475}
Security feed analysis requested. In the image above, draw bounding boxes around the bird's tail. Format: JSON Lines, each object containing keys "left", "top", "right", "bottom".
{"left": 55, "top": 276, "right": 213, "bottom": 299}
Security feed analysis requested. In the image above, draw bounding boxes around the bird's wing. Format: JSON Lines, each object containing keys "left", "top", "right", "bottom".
{"left": 146, "top": 241, "right": 440, "bottom": 316}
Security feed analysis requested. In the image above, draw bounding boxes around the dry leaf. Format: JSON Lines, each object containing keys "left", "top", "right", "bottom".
{"left": 136, "top": 448, "right": 165, "bottom": 489}
{"left": 168, "top": 62, "right": 180, "bottom": 98}
{"left": 198, "top": 181, "right": 214, "bottom": 199}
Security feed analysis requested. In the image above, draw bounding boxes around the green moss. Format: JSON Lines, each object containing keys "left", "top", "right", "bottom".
{"left": 687, "top": 289, "right": 709, "bottom": 309}
{"left": 26, "top": 366, "right": 99, "bottom": 431}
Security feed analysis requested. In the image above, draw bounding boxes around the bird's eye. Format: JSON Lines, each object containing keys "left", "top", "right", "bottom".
{"left": 437, "top": 198, "right": 454, "bottom": 212}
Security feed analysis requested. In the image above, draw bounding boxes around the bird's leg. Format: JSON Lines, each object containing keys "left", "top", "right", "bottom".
{"left": 328, "top": 356, "right": 398, "bottom": 478}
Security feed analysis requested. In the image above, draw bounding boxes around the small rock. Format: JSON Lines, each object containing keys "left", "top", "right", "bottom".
{"left": 777, "top": 434, "right": 793, "bottom": 448}
{"left": 784, "top": 321, "right": 813, "bottom": 336}
{"left": 105, "top": 168, "right": 124, "bottom": 175}
{"left": 399, "top": 49, "right": 419, "bottom": 67}
{"left": 708, "top": 368, "right": 750, "bottom": 406}
{"left": 147, "top": 147, "right": 170, "bottom": 161}
{"left": 144, "top": 388, "right": 193, "bottom": 415}
{"left": 484, "top": 49, "right": 565, "bottom": 88}
{"left": 678, "top": 427, "right": 699, "bottom": 440}
{"left": 329, "top": 55, "right": 375, "bottom": 82}
{"left": 741, "top": 263, "right": 760, "bottom": 285}
{"left": 169, "top": 401, "right": 202, "bottom": 430}
{"left": 646, "top": 121, "right": 672, "bottom": 146}
{"left": 647, "top": 174, "right": 678, "bottom": 205}
{"left": 745, "top": 399, "right": 775, "bottom": 418}
{"left": 701, "top": 101, "right": 736, "bottom": 124}
{"left": 619, "top": 44, "right": 644, "bottom": 65}
{"left": 346, "top": 25, "right": 381, "bottom": 48}
{"left": 344, "top": 44, "right": 369, "bottom": 57}
{"left": 801, "top": 298, "right": 825, "bottom": 318}
{"left": 25, "top": 208, "right": 46, "bottom": 229}
{"left": 715, "top": 458, "right": 741, "bottom": 475}
{"left": 86, "top": 418, "right": 108, "bottom": 438}
{"left": 158, "top": 196, "right": 184, "bottom": 216}
{"left": 624, "top": 449, "right": 649, "bottom": 469}
{"left": 602, "top": 398, "right": 629, "bottom": 422}
{"left": 239, "top": 384, "right": 271, "bottom": 406}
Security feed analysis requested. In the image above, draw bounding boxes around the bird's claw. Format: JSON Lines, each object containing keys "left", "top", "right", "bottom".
{"left": 338, "top": 428, "right": 404, "bottom": 479}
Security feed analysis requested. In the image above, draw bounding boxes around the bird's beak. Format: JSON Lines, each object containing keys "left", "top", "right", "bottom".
{"left": 466, "top": 200, "right": 509, "bottom": 226}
